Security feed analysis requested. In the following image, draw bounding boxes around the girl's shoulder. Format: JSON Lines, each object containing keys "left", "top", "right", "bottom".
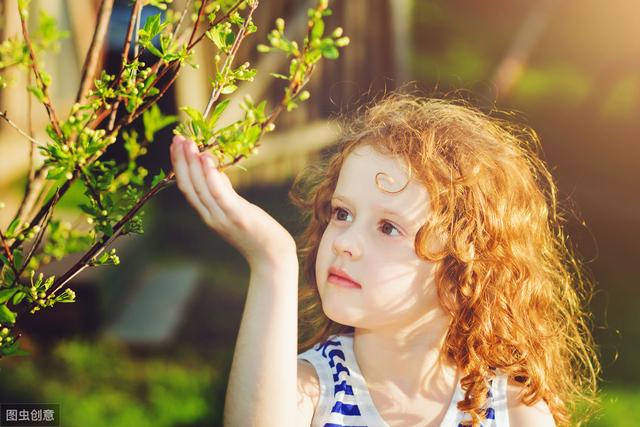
{"left": 298, "top": 331, "right": 354, "bottom": 357}
{"left": 297, "top": 358, "right": 321, "bottom": 420}
{"left": 505, "top": 378, "right": 555, "bottom": 426}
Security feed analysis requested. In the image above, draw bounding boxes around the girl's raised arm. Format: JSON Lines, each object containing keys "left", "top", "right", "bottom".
{"left": 170, "top": 135, "right": 300, "bottom": 426}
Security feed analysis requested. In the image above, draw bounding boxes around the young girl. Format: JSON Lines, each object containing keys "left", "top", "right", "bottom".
{"left": 169, "top": 93, "right": 599, "bottom": 427}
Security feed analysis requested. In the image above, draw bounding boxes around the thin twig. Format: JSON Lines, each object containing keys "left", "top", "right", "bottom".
{"left": 108, "top": 0, "right": 143, "bottom": 131}
{"left": 119, "top": 0, "right": 143, "bottom": 79}
{"left": 0, "top": 228, "right": 22, "bottom": 284}
{"left": 187, "top": 0, "right": 208, "bottom": 47}
{"left": 12, "top": 188, "right": 60, "bottom": 288}
{"left": 0, "top": 110, "right": 43, "bottom": 146}
{"left": 9, "top": 177, "right": 73, "bottom": 253}
{"left": 204, "top": 1, "right": 258, "bottom": 118}
{"left": 133, "top": 2, "right": 142, "bottom": 59}
{"left": 76, "top": 0, "right": 114, "bottom": 103}
{"left": 187, "top": 0, "right": 244, "bottom": 50}
{"left": 14, "top": 168, "right": 49, "bottom": 232}
{"left": 18, "top": 6, "right": 63, "bottom": 141}
{"left": 14, "top": 73, "right": 38, "bottom": 232}
{"left": 27, "top": 73, "right": 35, "bottom": 182}
{"left": 79, "top": 168, "right": 105, "bottom": 211}
{"left": 171, "top": 0, "right": 192, "bottom": 41}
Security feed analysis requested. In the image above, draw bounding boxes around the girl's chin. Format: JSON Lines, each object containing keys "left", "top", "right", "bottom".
{"left": 321, "top": 304, "right": 362, "bottom": 328}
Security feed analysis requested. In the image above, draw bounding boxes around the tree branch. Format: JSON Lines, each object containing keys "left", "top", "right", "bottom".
{"left": 0, "top": 228, "right": 23, "bottom": 285}
{"left": 171, "top": 0, "right": 192, "bottom": 42}
{"left": 12, "top": 188, "right": 60, "bottom": 288}
{"left": 187, "top": 0, "right": 208, "bottom": 47}
{"left": 0, "top": 110, "right": 44, "bottom": 146}
{"left": 9, "top": 177, "right": 74, "bottom": 253}
{"left": 18, "top": 6, "right": 64, "bottom": 141}
{"left": 187, "top": 0, "right": 244, "bottom": 50}
{"left": 46, "top": 171, "right": 175, "bottom": 299}
{"left": 204, "top": 1, "right": 258, "bottom": 118}
{"left": 107, "top": 0, "right": 143, "bottom": 131}
{"left": 76, "top": 0, "right": 114, "bottom": 104}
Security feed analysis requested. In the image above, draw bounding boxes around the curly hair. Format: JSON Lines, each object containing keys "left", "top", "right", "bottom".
{"left": 289, "top": 92, "right": 600, "bottom": 426}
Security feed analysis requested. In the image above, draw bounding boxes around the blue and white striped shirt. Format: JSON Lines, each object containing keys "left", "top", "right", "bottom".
{"left": 298, "top": 333, "right": 510, "bottom": 427}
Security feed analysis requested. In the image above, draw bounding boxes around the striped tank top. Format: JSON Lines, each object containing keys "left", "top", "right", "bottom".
{"left": 298, "top": 333, "right": 510, "bottom": 427}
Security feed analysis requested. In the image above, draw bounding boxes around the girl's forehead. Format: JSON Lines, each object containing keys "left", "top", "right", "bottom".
{"left": 334, "top": 145, "right": 430, "bottom": 223}
{"left": 340, "top": 145, "right": 411, "bottom": 189}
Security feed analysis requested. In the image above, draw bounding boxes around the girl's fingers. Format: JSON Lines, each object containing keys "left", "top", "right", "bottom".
{"left": 170, "top": 136, "right": 210, "bottom": 221}
{"left": 200, "top": 152, "right": 239, "bottom": 215}
{"left": 182, "top": 138, "right": 225, "bottom": 220}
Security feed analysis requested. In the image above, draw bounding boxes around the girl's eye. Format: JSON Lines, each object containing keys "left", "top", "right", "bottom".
{"left": 380, "top": 221, "right": 400, "bottom": 236}
{"left": 331, "top": 206, "right": 401, "bottom": 237}
{"left": 332, "top": 207, "right": 351, "bottom": 222}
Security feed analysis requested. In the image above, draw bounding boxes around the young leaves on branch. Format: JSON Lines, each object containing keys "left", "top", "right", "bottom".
{"left": 0, "top": 0, "right": 348, "bottom": 359}
{"left": 0, "top": 9, "right": 68, "bottom": 89}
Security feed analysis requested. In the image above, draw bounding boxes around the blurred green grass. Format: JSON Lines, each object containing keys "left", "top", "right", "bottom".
{"left": 586, "top": 388, "right": 640, "bottom": 427}
{"left": 0, "top": 338, "right": 225, "bottom": 427}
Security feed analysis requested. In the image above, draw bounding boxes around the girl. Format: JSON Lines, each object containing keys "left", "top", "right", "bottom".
{"left": 169, "top": 93, "right": 599, "bottom": 426}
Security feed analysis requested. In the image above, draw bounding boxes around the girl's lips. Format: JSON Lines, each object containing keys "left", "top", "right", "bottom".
{"left": 328, "top": 273, "right": 362, "bottom": 289}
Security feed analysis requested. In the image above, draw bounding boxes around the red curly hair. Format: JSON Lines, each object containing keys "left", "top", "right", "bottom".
{"left": 289, "top": 92, "right": 600, "bottom": 425}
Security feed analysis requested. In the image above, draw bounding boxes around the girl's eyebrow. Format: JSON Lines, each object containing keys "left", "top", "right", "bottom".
{"left": 332, "top": 194, "right": 409, "bottom": 221}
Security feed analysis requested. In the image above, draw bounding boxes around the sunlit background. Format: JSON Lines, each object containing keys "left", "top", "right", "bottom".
{"left": 0, "top": 0, "right": 638, "bottom": 425}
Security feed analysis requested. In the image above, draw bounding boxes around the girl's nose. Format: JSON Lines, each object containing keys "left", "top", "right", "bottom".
{"left": 332, "top": 233, "right": 361, "bottom": 259}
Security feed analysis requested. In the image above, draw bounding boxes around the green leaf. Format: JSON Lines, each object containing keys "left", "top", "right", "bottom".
{"left": 146, "top": 43, "right": 163, "bottom": 58}
{"left": 13, "top": 249, "right": 23, "bottom": 271}
{"left": 245, "top": 125, "right": 261, "bottom": 145}
{"left": 151, "top": 169, "right": 166, "bottom": 188}
{"left": 54, "top": 288, "right": 75, "bottom": 303}
{"left": 225, "top": 31, "right": 236, "bottom": 47}
{"left": 0, "top": 304, "right": 16, "bottom": 324}
{"left": 307, "top": 49, "right": 322, "bottom": 64}
{"left": 78, "top": 203, "right": 97, "bottom": 216}
{"left": 143, "top": 105, "right": 178, "bottom": 141}
{"left": 0, "top": 340, "right": 29, "bottom": 357}
{"left": 0, "top": 288, "right": 17, "bottom": 304}
{"left": 321, "top": 45, "right": 339, "bottom": 59}
{"left": 181, "top": 106, "right": 203, "bottom": 124}
{"left": 18, "top": 0, "right": 31, "bottom": 15}
{"left": 140, "top": 14, "right": 167, "bottom": 43}
{"left": 145, "top": 0, "right": 172, "bottom": 10}
{"left": 286, "top": 99, "right": 298, "bottom": 112}
{"left": 6, "top": 218, "right": 21, "bottom": 236}
{"left": 46, "top": 166, "right": 68, "bottom": 180}
{"left": 208, "top": 99, "right": 230, "bottom": 128}
{"left": 12, "top": 291, "right": 26, "bottom": 305}
{"left": 311, "top": 19, "right": 324, "bottom": 39}
{"left": 3, "top": 268, "right": 15, "bottom": 286}
{"left": 220, "top": 84, "right": 237, "bottom": 95}
{"left": 42, "top": 275, "right": 55, "bottom": 291}
{"left": 206, "top": 27, "right": 225, "bottom": 51}
{"left": 28, "top": 85, "right": 46, "bottom": 102}
{"left": 269, "top": 72, "right": 289, "bottom": 80}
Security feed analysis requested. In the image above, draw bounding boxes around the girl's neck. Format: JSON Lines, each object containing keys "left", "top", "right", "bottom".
{"left": 352, "top": 311, "right": 456, "bottom": 398}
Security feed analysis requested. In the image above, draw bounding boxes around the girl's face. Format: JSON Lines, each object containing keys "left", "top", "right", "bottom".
{"left": 315, "top": 144, "right": 444, "bottom": 331}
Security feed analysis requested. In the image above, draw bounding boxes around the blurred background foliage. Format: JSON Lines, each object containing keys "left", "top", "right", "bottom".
{"left": 0, "top": 0, "right": 638, "bottom": 425}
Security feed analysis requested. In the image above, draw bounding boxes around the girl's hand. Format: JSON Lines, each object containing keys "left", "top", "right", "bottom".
{"left": 169, "top": 135, "right": 297, "bottom": 270}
